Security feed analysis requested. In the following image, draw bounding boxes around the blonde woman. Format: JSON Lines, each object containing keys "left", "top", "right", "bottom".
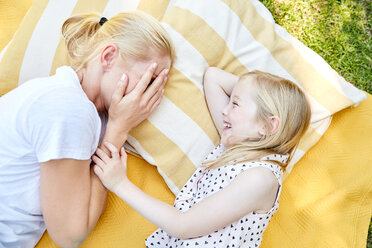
{"left": 0, "top": 11, "right": 174, "bottom": 248}
{"left": 93, "top": 67, "right": 311, "bottom": 247}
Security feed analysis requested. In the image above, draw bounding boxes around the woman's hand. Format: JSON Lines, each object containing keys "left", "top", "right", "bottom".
{"left": 108, "top": 63, "right": 169, "bottom": 136}
{"left": 93, "top": 142, "right": 128, "bottom": 193}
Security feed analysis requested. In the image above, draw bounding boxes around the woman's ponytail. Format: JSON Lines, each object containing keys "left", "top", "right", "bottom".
{"left": 61, "top": 13, "right": 103, "bottom": 70}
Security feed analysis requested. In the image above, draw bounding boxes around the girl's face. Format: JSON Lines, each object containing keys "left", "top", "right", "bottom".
{"left": 100, "top": 50, "right": 171, "bottom": 112}
{"left": 221, "top": 78, "right": 264, "bottom": 147}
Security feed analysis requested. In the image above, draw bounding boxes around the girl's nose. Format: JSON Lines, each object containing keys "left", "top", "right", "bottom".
{"left": 221, "top": 104, "right": 229, "bottom": 116}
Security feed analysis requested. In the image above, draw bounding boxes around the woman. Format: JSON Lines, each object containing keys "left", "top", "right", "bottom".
{"left": 0, "top": 11, "right": 174, "bottom": 248}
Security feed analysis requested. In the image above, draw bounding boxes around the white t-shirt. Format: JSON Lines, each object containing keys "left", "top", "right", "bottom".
{"left": 0, "top": 66, "right": 101, "bottom": 248}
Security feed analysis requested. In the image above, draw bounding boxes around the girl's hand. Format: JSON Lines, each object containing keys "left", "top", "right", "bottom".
{"left": 92, "top": 142, "right": 128, "bottom": 193}
{"left": 107, "top": 63, "right": 169, "bottom": 136}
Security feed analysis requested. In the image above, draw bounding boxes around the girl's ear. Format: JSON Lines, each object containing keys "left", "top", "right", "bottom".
{"left": 100, "top": 44, "right": 120, "bottom": 71}
{"left": 258, "top": 116, "right": 280, "bottom": 136}
{"left": 268, "top": 116, "right": 280, "bottom": 135}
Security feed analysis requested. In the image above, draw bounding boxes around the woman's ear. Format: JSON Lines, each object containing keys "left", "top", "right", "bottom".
{"left": 100, "top": 44, "right": 119, "bottom": 71}
{"left": 258, "top": 116, "right": 280, "bottom": 136}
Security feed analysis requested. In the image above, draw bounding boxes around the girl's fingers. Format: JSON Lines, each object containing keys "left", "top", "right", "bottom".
{"left": 111, "top": 74, "right": 128, "bottom": 106}
{"left": 104, "top": 142, "right": 119, "bottom": 160}
{"left": 120, "top": 147, "right": 127, "bottom": 158}
{"left": 93, "top": 164, "right": 104, "bottom": 179}
{"left": 120, "top": 147, "right": 128, "bottom": 166}
{"left": 133, "top": 63, "right": 158, "bottom": 96}
{"left": 92, "top": 155, "right": 105, "bottom": 168}
{"left": 95, "top": 147, "right": 110, "bottom": 162}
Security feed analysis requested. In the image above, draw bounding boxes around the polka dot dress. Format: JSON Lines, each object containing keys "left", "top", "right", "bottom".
{"left": 145, "top": 144, "right": 288, "bottom": 248}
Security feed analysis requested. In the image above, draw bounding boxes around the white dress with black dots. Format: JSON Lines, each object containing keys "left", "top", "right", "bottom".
{"left": 145, "top": 144, "right": 288, "bottom": 248}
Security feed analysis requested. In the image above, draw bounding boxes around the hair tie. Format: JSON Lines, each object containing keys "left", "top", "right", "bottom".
{"left": 99, "top": 17, "right": 108, "bottom": 26}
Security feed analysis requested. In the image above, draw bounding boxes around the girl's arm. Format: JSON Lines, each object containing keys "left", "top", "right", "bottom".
{"left": 40, "top": 65, "right": 168, "bottom": 248}
{"left": 203, "top": 67, "right": 239, "bottom": 136}
{"left": 94, "top": 143, "right": 279, "bottom": 240}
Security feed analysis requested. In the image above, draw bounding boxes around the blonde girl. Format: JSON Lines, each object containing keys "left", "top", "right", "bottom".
{"left": 93, "top": 67, "right": 311, "bottom": 247}
{"left": 0, "top": 11, "right": 174, "bottom": 248}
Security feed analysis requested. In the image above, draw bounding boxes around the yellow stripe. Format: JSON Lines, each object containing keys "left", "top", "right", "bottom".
{"left": 222, "top": 0, "right": 354, "bottom": 113}
{"left": 137, "top": 0, "right": 170, "bottom": 20}
{"left": 50, "top": 0, "right": 109, "bottom": 75}
{"left": 129, "top": 120, "right": 197, "bottom": 189}
{"left": 163, "top": 7, "right": 249, "bottom": 76}
{"left": 0, "top": 0, "right": 32, "bottom": 51}
{"left": 166, "top": 67, "right": 220, "bottom": 145}
{"left": 0, "top": 0, "right": 49, "bottom": 95}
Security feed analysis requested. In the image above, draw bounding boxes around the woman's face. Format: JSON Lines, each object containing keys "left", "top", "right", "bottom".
{"left": 99, "top": 50, "right": 171, "bottom": 112}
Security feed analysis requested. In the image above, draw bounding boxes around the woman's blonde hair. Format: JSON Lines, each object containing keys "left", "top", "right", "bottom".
{"left": 61, "top": 11, "right": 175, "bottom": 71}
{"left": 204, "top": 70, "right": 311, "bottom": 170}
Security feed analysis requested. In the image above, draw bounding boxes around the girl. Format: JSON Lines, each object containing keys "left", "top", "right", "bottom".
{"left": 0, "top": 11, "right": 174, "bottom": 248}
{"left": 93, "top": 67, "right": 311, "bottom": 247}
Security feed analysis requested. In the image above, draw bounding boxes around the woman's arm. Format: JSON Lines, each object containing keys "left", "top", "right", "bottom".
{"left": 40, "top": 159, "right": 105, "bottom": 248}
{"left": 40, "top": 64, "right": 168, "bottom": 248}
{"left": 94, "top": 143, "right": 279, "bottom": 240}
{"left": 203, "top": 67, "right": 239, "bottom": 136}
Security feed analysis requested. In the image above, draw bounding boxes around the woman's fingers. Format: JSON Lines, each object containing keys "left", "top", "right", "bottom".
{"left": 132, "top": 63, "right": 158, "bottom": 96}
{"left": 111, "top": 74, "right": 128, "bottom": 106}
{"left": 149, "top": 92, "right": 164, "bottom": 113}
{"left": 143, "top": 69, "right": 168, "bottom": 99}
{"left": 146, "top": 72, "right": 168, "bottom": 109}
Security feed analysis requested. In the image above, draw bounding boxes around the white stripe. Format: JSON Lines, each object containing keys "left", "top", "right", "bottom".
{"left": 250, "top": 0, "right": 275, "bottom": 23}
{"left": 162, "top": 23, "right": 208, "bottom": 94}
{"left": 148, "top": 97, "right": 215, "bottom": 167}
{"left": 102, "top": 0, "right": 140, "bottom": 18}
{"left": 18, "top": 0, "right": 78, "bottom": 85}
{"left": 311, "top": 116, "right": 332, "bottom": 136}
{"left": 156, "top": 168, "right": 180, "bottom": 195}
{"left": 173, "top": 0, "right": 331, "bottom": 122}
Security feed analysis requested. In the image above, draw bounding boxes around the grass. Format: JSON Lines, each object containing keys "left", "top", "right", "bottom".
{"left": 259, "top": 0, "right": 371, "bottom": 94}
{"left": 258, "top": 0, "right": 372, "bottom": 247}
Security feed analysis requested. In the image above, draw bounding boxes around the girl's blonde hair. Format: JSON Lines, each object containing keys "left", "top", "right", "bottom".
{"left": 62, "top": 11, "right": 175, "bottom": 71}
{"left": 204, "top": 71, "right": 311, "bottom": 170}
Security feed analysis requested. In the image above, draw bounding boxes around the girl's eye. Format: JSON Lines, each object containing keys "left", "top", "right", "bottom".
{"left": 232, "top": 101, "right": 239, "bottom": 106}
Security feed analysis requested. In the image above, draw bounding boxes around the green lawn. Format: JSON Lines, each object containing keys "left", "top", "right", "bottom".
{"left": 258, "top": 0, "right": 372, "bottom": 247}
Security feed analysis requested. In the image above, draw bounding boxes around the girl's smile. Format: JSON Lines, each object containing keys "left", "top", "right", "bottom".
{"left": 221, "top": 78, "right": 265, "bottom": 147}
